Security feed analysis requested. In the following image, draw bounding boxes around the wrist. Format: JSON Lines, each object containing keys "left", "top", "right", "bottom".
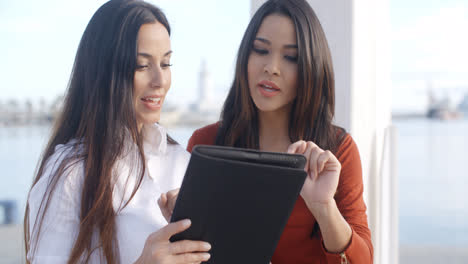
{"left": 307, "top": 199, "right": 352, "bottom": 253}
{"left": 306, "top": 199, "right": 337, "bottom": 220}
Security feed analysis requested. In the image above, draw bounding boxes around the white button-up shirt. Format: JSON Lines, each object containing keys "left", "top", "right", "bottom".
{"left": 27, "top": 124, "right": 190, "bottom": 263}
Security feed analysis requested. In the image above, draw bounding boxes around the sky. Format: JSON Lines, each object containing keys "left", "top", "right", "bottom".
{"left": 390, "top": 0, "right": 468, "bottom": 112}
{"left": 0, "top": 0, "right": 250, "bottom": 107}
{"left": 0, "top": 0, "right": 467, "bottom": 112}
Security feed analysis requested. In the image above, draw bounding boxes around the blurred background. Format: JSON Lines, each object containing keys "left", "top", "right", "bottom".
{"left": 0, "top": 0, "right": 467, "bottom": 263}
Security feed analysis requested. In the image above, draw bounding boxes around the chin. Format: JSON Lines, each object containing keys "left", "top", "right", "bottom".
{"left": 254, "top": 97, "right": 295, "bottom": 114}
{"left": 253, "top": 101, "right": 280, "bottom": 113}
{"left": 257, "top": 103, "right": 294, "bottom": 115}
{"left": 257, "top": 106, "right": 279, "bottom": 113}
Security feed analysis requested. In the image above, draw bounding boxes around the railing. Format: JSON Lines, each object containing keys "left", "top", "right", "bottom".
{"left": 373, "top": 125, "right": 399, "bottom": 264}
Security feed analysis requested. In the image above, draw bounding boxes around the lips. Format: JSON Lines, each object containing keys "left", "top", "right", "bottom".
{"left": 257, "top": 80, "right": 280, "bottom": 97}
{"left": 142, "top": 97, "right": 161, "bottom": 103}
{"left": 141, "top": 95, "right": 163, "bottom": 110}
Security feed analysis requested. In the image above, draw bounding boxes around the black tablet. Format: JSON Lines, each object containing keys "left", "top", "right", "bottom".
{"left": 170, "top": 145, "right": 307, "bottom": 264}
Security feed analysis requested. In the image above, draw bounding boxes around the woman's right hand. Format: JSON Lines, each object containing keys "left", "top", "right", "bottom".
{"left": 158, "top": 188, "right": 179, "bottom": 223}
{"left": 134, "top": 219, "right": 211, "bottom": 264}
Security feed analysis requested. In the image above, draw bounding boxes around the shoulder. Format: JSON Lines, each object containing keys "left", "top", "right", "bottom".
{"left": 43, "top": 141, "right": 85, "bottom": 183}
{"left": 333, "top": 133, "right": 365, "bottom": 196}
{"left": 334, "top": 132, "right": 361, "bottom": 166}
{"left": 192, "top": 122, "right": 220, "bottom": 139}
{"left": 330, "top": 126, "right": 359, "bottom": 164}
{"left": 29, "top": 141, "right": 85, "bottom": 210}
{"left": 187, "top": 122, "right": 220, "bottom": 152}
{"left": 328, "top": 128, "right": 364, "bottom": 188}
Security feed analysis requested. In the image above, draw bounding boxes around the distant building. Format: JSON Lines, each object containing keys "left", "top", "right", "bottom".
{"left": 190, "top": 60, "right": 220, "bottom": 113}
{"left": 426, "top": 83, "right": 462, "bottom": 120}
{"left": 160, "top": 60, "right": 220, "bottom": 127}
{"left": 458, "top": 94, "right": 468, "bottom": 113}
{"left": 0, "top": 96, "right": 64, "bottom": 126}
{"left": 50, "top": 94, "right": 64, "bottom": 119}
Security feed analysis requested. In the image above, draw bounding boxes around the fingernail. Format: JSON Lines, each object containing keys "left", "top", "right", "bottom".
{"left": 203, "top": 243, "right": 211, "bottom": 250}
{"left": 182, "top": 219, "right": 191, "bottom": 226}
{"left": 203, "top": 253, "right": 211, "bottom": 260}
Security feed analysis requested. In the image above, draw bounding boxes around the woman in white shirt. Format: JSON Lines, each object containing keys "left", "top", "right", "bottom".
{"left": 24, "top": 0, "right": 211, "bottom": 263}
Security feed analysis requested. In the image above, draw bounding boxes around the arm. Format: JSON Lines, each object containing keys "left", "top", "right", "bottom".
{"left": 309, "top": 200, "right": 352, "bottom": 254}
{"left": 27, "top": 151, "right": 84, "bottom": 263}
{"left": 288, "top": 136, "right": 373, "bottom": 263}
{"left": 321, "top": 135, "right": 373, "bottom": 263}
{"left": 28, "top": 149, "right": 211, "bottom": 264}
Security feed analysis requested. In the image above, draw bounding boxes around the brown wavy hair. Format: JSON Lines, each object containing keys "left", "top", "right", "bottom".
{"left": 24, "top": 1, "right": 175, "bottom": 263}
{"left": 216, "top": 0, "right": 344, "bottom": 152}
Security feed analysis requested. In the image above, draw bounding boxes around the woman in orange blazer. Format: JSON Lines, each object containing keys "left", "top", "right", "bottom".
{"left": 161, "top": 0, "right": 373, "bottom": 263}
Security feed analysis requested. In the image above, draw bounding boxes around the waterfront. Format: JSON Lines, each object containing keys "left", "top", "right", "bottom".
{"left": 0, "top": 124, "right": 196, "bottom": 222}
{"left": 1, "top": 119, "right": 468, "bottom": 262}
{"left": 396, "top": 118, "right": 468, "bottom": 247}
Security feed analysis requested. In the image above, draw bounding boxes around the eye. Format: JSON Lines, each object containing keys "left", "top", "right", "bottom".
{"left": 284, "top": 55, "right": 298, "bottom": 62}
{"left": 136, "top": 64, "right": 149, "bottom": 71}
{"left": 161, "top": 63, "right": 173, "bottom": 68}
{"left": 252, "top": 46, "right": 268, "bottom": 55}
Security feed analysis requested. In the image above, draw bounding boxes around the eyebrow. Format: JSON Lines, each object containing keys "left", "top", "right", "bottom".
{"left": 254, "top": 37, "right": 297, "bottom": 49}
{"left": 137, "top": 50, "right": 173, "bottom": 58}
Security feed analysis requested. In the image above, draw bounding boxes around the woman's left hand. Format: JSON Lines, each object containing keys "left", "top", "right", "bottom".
{"left": 287, "top": 140, "right": 341, "bottom": 212}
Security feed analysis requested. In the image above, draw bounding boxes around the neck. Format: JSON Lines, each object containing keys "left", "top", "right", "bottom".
{"left": 258, "top": 108, "right": 291, "bottom": 152}
{"left": 138, "top": 123, "right": 143, "bottom": 134}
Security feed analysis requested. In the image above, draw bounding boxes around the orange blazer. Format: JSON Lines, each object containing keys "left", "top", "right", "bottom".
{"left": 187, "top": 123, "right": 373, "bottom": 264}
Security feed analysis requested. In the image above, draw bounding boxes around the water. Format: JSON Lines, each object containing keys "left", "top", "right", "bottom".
{"left": 395, "top": 118, "right": 468, "bottom": 247}
{"left": 0, "top": 125, "right": 51, "bottom": 223}
{"left": 1, "top": 120, "right": 468, "bottom": 247}
{"left": 0, "top": 125, "right": 196, "bottom": 224}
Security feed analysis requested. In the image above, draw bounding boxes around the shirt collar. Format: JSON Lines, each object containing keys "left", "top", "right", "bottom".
{"left": 118, "top": 123, "right": 167, "bottom": 180}
{"left": 141, "top": 123, "right": 167, "bottom": 156}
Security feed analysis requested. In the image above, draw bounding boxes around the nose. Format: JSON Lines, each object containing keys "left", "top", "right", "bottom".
{"left": 264, "top": 55, "right": 281, "bottom": 76}
{"left": 150, "top": 67, "right": 167, "bottom": 88}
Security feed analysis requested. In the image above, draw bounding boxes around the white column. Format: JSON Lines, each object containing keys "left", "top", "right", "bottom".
{"left": 251, "top": 1, "right": 395, "bottom": 263}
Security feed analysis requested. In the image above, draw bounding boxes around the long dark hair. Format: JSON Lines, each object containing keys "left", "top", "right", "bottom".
{"left": 24, "top": 1, "right": 174, "bottom": 263}
{"left": 216, "top": 0, "right": 344, "bottom": 152}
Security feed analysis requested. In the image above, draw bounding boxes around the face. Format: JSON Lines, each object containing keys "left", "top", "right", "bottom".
{"left": 133, "top": 22, "right": 172, "bottom": 130}
{"left": 247, "top": 14, "right": 298, "bottom": 114}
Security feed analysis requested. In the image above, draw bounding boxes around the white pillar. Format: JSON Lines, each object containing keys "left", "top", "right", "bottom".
{"left": 251, "top": 1, "right": 394, "bottom": 263}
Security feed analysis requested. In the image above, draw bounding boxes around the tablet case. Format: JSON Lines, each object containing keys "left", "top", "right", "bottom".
{"left": 170, "top": 145, "right": 307, "bottom": 264}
